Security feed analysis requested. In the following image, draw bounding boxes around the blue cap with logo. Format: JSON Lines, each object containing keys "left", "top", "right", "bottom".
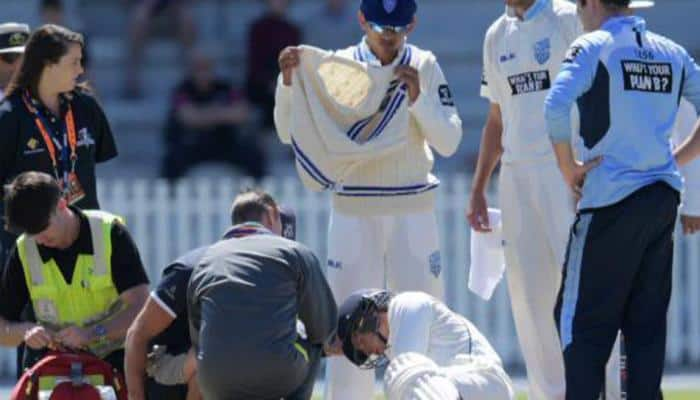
{"left": 361, "top": 0, "right": 417, "bottom": 27}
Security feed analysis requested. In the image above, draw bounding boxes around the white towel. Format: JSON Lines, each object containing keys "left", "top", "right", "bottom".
{"left": 468, "top": 209, "right": 506, "bottom": 301}
{"left": 289, "top": 45, "right": 411, "bottom": 191}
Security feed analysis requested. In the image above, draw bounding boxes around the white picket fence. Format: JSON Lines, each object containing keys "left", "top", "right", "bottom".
{"left": 0, "top": 175, "right": 698, "bottom": 375}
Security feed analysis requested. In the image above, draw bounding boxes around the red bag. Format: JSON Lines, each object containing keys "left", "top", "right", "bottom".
{"left": 11, "top": 351, "right": 127, "bottom": 400}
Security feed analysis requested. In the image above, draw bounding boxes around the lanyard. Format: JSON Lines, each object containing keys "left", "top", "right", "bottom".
{"left": 223, "top": 223, "right": 272, "bottom": 239}
{"left": 22, "top": 91, "right": 78, "bottom": 187}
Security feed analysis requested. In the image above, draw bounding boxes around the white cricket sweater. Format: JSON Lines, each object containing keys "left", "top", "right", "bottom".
{"left": 386, "top": 292, "right": 503, "bottom": 368}
{"left": 274, "top": 39, "right": 462, "bottom": 216}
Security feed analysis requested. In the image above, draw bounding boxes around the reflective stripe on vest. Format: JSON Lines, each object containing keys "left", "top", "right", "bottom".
{"left": 17, "top": 210, "right": 125, "bottom": 358}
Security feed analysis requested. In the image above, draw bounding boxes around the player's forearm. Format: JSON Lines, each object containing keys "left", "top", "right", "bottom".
{"left": 471, "top": 117, "right": 503, "bottom": 193}
{"left": 552, "top": 141, "right": 577, "bottom": 178}
{"left": 675, "top": 119, "right": 700, "bottom": 167}
{"left": 93, "top": 285, "right": 148, "bottom": 343}
{"left": 410, "top": 94, "right": 463, "bottom": 157}
{"left": 273, "top": 74, "right": 293, "bottom": 144}
{"left": 0, "top": 318, "right": 35, "bottom": 347}
{"left": 124, "top": 325, "right": 150, "bottom": 398}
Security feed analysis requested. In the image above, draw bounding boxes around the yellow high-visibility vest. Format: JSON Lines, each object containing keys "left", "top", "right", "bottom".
{"left": 17, "top": 210, "right": 125, "bottom": 358}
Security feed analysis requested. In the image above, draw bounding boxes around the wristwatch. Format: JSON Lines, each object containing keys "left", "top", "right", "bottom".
{"left": 92, "top": 324, "right": 107, "bottom": 343}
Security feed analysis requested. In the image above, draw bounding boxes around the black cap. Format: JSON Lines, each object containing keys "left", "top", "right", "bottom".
{"left": 360, "top": 0, "right": 417, "bottom": 27}
{"left": 0, "top": 23, "right": 29, "bottom": 54}
{"left": 337, "top": 289, "right": 390, "bottom": 366}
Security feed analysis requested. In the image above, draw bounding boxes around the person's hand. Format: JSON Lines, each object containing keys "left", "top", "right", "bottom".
{"left": 395, "top": 65, "right": 420, "bottom": 104}
{"left": 183, "top": 348, "right": 197, "bottom": 383}
{"left": 323, "top": 335, "right": 343, "bottom": 356}
{"left": 24, "top": 325, "right": 55, "bottom": 350}
{"left": 467, "top": 191, "right": 491, "bottom": 232}
{"left": 681, "top": 214, "right": 700, "bottom": 235}
{"left": 278, "top": 46, "right": 302, "bottom": 86}
{"left": 56, "top": 326, "right": 92, "bottom": 350}
{"left": 560, "top": 157, "right": 602, "bottom": 200}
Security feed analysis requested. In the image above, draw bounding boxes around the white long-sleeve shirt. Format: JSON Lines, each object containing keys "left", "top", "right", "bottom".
{"left": 386, "top": 292, "right": 502, "bottom": 368}
{"left": 274, "top": 39, "right": 462, "bottom": 216}
{"left": 672, "top": 99, "right": 700, "bottom": 215}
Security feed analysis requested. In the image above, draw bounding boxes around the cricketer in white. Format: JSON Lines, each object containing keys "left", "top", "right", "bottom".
{"left": 468, "top": 0, "right": 624, "bottom": 398}
{"left": 327, "top": 290, "right": 514, "bottom": 400}
{"left": 274, "top": 1, "right": 462, "bottom": 398}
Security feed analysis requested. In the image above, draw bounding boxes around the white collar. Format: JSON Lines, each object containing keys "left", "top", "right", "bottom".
{"left": 357, "top": 36, "right": 409, "bottom": 67}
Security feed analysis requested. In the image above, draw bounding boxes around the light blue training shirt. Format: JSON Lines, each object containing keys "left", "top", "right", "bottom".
{"left": 545, "top": 15, "right": 700, "bottom": 210}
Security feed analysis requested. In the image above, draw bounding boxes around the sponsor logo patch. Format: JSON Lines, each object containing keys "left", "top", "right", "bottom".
{"left": 499, "top": 53, "right": 516, "bottom": 63}
{"left": 77, "top": 127, "right": 95, "bottom": 147}
{"left": 438, "top": 84, "right": 454, "bottom": 106}
{"left": 383, "top": 0, "right": 398, "bottom": 13}
{"left": 621, "top": 60, "right": 673, "bottom": 93}
{"left": 26, "top": 137, "right": 39, "bottom": 150}
{"left": 327, "top": 259, "right": 343, "bottom": 269}
{"left": 8, "top": 32, "right": 27, "bottom": 47}
{"left": 507, "top": 70, "right": 551, "bottom": 95}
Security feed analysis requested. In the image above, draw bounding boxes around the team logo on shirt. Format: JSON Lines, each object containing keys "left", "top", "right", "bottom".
{"left": 26, "top": 138, "right": 39, "bottom": 150}
{"left": 621, "top": 60, "right": 673, "bottom": 93}
{"left": 24, "top": 137, "right": 45, "bottom": 155}
{"left": 534, "top": 38, "right": 551, "bottom": 65}
{"left": 383, "top": 0, "right": 398, "bottom": 13}
{"left": 438, "top": 84, "right": 454, "bottom": 106}
{"left": 8, "top": 32, "right": 27, "bottom": 47}
{"left": 428, "top": 251, "right": 441, "bottom": 278}
{"left": 507, "top": 70, "right": 551, "bottom": 95}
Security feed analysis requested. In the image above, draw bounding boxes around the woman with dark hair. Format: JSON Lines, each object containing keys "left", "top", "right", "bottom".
{"left": 0, "top": 25, "right": 119, "bottom": 376}
{"left": 0, "top": 23, "right": 117, "bottom": 257}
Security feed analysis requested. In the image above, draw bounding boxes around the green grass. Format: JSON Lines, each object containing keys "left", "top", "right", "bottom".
{"left": 509, "top": 391, "right": 698, "bottom": 400}
{"left": 314, "top": 390, "right": 700, "bottom": 399}
{"left": 516, "top": 392, "right": 700, "bottom": 400}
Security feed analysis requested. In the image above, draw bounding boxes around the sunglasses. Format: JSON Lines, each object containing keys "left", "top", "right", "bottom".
{"left": 368, "top": 21, "right": 409, "bottom": 34}
{"left": 0, "top": 52, "right": 21, "bottom": 64}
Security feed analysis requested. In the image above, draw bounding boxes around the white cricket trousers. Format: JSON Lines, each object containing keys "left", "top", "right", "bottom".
{"left": 499, "top": 159, "right": 621, "bottom": 400}
{"left": 384, "top": 353, "right": 514, "bottom": 400}
{"left": 324, "top": 209, "right": 445, "bottom": 400}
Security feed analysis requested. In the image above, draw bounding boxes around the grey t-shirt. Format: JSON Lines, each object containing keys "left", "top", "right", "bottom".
{"left": 187, "top": 231, "right": 336, "bottom": 398}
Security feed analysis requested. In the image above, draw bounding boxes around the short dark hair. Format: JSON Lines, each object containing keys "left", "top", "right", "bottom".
{"left": 600, "top": 0, "right": 629, "bottom": 9}
{"left": 3, "top": 171, "right": 61, "bottom": 235}
{"left": 40, "top": 0, "right": 64, "bottom": 11}
{"left": 230, "top": 189, "right": 278, "bottom": 225}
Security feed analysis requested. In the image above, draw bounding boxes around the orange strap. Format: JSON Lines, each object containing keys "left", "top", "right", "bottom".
{"left": 22, "top": 92, "right": 78, "bottom": 178}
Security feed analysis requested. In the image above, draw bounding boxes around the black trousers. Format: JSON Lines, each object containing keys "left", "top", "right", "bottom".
{"left": 555, "top": 182, "right": 679, "bottom": 400}
{"left": 197, "top": 340, "right": 323, "bottom": 400}
{"left": 146, "top": 378, "right": 187, "bottom": 400}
